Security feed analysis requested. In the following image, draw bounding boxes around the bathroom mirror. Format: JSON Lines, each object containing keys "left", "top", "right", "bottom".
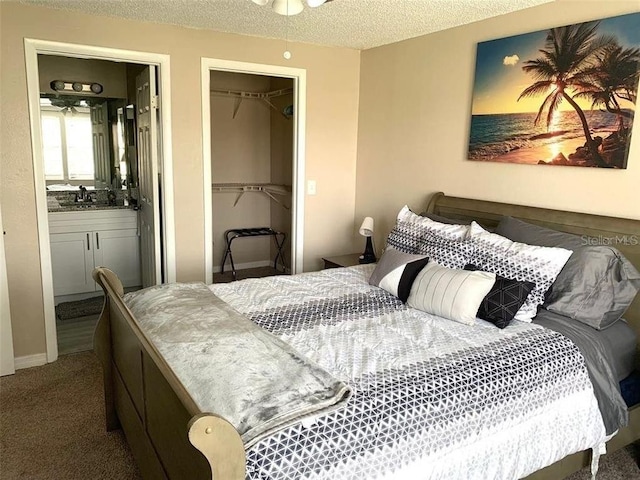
{"left": 39, "top": 95, "right": 129, "bottom": 190}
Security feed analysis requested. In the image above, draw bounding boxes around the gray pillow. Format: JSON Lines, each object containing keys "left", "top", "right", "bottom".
{"left": 496, "top": 216, "right": 640, "bottom": 329}
{"left": 496, "top": 216, "right": 583, "bottom": 250}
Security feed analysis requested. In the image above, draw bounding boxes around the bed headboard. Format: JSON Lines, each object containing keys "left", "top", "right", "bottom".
{"left": 424, "top": 192, "right": 640, "bottom": 337}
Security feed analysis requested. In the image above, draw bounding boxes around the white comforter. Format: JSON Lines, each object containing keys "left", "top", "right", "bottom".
{"left": 209, "top": 265, "right": 607, "bottom": 480}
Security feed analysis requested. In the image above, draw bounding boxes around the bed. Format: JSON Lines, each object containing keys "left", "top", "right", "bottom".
{"left": 93, "top": 192, "right": 640, "bottom": 480}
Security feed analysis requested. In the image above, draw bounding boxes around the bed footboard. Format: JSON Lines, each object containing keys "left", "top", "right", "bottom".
{"left": 92, "top": 268, "right": 245, "bottom": 479}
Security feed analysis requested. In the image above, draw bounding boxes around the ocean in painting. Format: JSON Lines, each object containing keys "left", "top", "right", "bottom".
{"left": 468, "top": 110, "right": 629, "bottom": 163}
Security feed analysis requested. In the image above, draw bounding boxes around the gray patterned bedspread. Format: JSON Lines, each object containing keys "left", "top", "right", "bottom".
{"left": 209, "top": 265, "right": 609, "bottom": 480}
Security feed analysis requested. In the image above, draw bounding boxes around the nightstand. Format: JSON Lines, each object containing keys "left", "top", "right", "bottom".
{"left": 322, "top": 253, "right": 364, "bottom": 269}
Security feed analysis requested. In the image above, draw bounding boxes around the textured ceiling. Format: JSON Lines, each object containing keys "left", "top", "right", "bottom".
{"left": 15, "top": 0, "right": 555, "bottom": 50}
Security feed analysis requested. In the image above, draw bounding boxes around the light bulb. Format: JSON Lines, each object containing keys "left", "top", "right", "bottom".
{"left": 306, "top": 0, "right": 327, "bottom": 7}
{"left": 283, "top": 50, "right": 292, "bottom": 60}
{"left": 273, "top": 0, "right": 303, "bottom": 15}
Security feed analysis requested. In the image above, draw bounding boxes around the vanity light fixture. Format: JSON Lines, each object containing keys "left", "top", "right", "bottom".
{"left": 50, "top": 80, "right": 103, "bottom": 95}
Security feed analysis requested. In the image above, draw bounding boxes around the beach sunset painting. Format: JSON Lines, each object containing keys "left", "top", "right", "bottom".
{"left": 469, "top": 13, "right": 640, "bottom": 168}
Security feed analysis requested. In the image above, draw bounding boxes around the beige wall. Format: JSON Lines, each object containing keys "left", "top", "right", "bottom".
{"left": 38, "top": 55, "right": 127, "bottom": 99}
{"left": 355, "top": 1, "right": 640, "bottom": 250}
{"left": 0, "top": 2, "right": 360, "bottom": 358}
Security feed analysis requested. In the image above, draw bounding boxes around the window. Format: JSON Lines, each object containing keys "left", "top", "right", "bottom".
{"left": 41, "top": 107, "right": 94, "bottom": 181}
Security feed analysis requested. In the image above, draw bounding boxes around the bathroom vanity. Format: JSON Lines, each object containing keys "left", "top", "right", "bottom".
{"left": 48, "top": 208, "right": 140, "bottom": 296}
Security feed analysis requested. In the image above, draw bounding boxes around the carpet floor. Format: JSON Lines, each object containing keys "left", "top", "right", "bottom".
{"left": 0, "top": 352, "right": 140, "bottom": 480}
{"left": 1, "top": 352, "right": 639, "bottom": 479}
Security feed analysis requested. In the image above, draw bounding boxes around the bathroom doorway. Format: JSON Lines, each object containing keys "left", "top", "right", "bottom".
{"left": 25, "top": 39, "right": 176, "bottom": 362}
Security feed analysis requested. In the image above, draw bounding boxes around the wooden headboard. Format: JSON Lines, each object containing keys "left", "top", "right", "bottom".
{"left": 424, "top": 192, "right": 640, "bottom": 337}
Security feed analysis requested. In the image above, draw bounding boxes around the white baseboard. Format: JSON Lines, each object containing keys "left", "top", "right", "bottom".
{"left": 14, "top": 353, "right": 48, "bottom": 370}
{"left": 212, "top": 260, "right": 272, "bottom": 274}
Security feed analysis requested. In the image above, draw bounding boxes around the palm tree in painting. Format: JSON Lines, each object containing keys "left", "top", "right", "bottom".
{"left": 573, "top": 43, "right": 639, "bottom": 167}
{"left": 574, "top": 42, "right": 639, "bottom": 126}
{"left": 518, "top": 22, "right": 612, "bottom": 167}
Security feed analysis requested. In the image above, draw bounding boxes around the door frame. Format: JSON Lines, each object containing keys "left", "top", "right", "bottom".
{"left": 201, "top": 58, "right": 306, "bottom": 283}
{"left": 0, "top": 203, "right": 15, "bottom": 376}
{"left": 24, "top": 39, "right": 176, "bottom": 363}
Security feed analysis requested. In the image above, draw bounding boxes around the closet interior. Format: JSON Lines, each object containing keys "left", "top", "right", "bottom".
{"left": 210, "top": 71, "right": 294, "bottom": 282}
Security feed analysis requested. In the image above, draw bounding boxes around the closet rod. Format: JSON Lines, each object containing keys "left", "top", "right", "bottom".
{"left": 210, "top": 88, "right": 293, "bottom": 119}
{"left": 212, "top": 183, "right": 291, "bottom": 209}
{"left": 210, "top": 87, "right": 293, "bottom": 99}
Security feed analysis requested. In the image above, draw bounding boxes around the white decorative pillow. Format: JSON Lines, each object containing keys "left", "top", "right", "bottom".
{"left": 407, "top": 261, "right": 496, "bottom": 326}
{"left": 386, "top": 206, "right": 473, "bottom": 269}
{"left": 468, "top": 221, "right": 573, "bottom": 322}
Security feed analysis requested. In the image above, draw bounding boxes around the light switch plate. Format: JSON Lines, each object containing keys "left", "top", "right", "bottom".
{"left": 307, "top": 180, "right": 317, "bottom": 195}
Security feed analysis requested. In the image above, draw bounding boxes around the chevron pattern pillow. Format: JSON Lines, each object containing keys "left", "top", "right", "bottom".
{"left": 465, "top": 265, "right": 535, "bottom": 329}
{"left": 386, "top": 206, "right": 473, "bottom": 269}
{"left": 468, "top": 222, "right": 572, "bottom": 322}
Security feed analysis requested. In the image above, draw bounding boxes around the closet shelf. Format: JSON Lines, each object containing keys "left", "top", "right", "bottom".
{"left": 212, "top": 183, "right": 291, "bottom": 209}
{"left": 210, "top": 87, "right": 293, "bottom": 119}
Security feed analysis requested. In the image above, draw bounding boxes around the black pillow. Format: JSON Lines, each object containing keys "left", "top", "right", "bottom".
{"left": 465, "top": 264, "right": 536, "bottom": 329}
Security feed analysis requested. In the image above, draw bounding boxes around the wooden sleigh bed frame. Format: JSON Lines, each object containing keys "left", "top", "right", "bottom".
{"left": 93, "top": 192, "right": 640, "bottom": 480}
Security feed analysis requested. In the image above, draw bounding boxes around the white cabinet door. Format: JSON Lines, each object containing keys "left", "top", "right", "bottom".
{"left": 92, "top": 229, "right": 141, "bottom": 288}
{"left": 50, "top": 232, "right": 95, "bottom": 296}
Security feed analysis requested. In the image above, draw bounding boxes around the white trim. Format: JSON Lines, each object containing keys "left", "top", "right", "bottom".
{"left": 201, "top": 58, "right": 306, "bottom": 284}
{"left": 157, "top": 63, "right": 177, "bottom": 284}
{"left": 14, "top": 353, "right": 48, "bottom": 370}
{"left": 0, "top": 203, "right": 15, "bottom": 376}
{"left": 24, "top": 39, "right": 176, "bottom": 364}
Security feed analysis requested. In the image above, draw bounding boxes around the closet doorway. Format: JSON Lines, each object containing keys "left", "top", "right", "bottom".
{"left": 201, "top": 59, "right": 306, "bottom": 284}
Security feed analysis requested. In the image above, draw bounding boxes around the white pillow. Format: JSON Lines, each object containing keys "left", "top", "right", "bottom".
{"left": 407, "top": 261, "right": 496, "bottom": 326}
{"left": 386, "top": 206, "right": 473, "bottom": 268}
{"left": 468, "top": 222, "right": 573, "bottom": 322}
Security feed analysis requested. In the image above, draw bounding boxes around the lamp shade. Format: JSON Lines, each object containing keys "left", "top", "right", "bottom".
{"left": 359, "top": 217, "right": 374, "bottom": 237}
{"left": 306, "top": 0, "right": 327, "bottom": 7}
{"left": 251, "top": 0, "right": 269, "bottom": 5}
{"left": 272, "top": 0, "right": 304, "bottom": 15}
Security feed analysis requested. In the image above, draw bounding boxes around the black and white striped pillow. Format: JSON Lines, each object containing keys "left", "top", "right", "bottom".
{"left": 407, "top": 261, "right": 496, "bottom": 326}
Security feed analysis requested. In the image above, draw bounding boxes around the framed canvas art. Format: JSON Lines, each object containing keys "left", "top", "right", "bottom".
{"left": 468, "top": 12, "right": 640, "bottom": 168}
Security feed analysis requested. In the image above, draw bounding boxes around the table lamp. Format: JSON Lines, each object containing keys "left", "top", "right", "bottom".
{"left": 359, "top": 217, "right": 377, "bottom": 264}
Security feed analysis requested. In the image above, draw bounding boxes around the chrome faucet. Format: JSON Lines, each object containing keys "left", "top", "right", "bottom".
{"left": 75, "top": 185, "right": 87, "bottom": 202}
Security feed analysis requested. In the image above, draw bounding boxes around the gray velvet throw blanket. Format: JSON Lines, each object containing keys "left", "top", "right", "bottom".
{"left": 124, "top": 282, "right": 352, "bottom": 448}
